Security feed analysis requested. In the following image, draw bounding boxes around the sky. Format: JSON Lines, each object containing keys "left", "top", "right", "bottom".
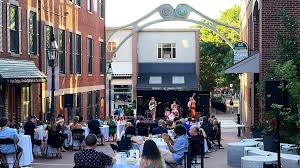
{"left": 106, "top": 0, "right": 241, "bottom": 28}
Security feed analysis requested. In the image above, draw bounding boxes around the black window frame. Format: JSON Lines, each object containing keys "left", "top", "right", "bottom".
{"left": 58, "top": 29, "right": 66, "bottom": 74}
{"left": 99, "top": 42, "right": 105, "bottom": 74}
{"left": 28, "top": 11, "right": 37, "bottom": 55}
{"left": 75, "top": 93, "right": 82, "bottom": 117}
{"left": 95, "top": 90, "right": 100, "bottom": 119}
{"left": 76, "top": 34, "right": 82, "bottom": 74}
{"left": 69, "top": 32, "right": 75, "bottom": 74}
{"left": 9, "top": 5, "right": 19, "bottom": 54}
{"left": 87, "top": 38, "right": 93, "bottom": 74}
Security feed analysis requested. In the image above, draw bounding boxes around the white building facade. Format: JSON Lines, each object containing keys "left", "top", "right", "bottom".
{"left": 107, "top": 28, "right": 200, "bottom": 115}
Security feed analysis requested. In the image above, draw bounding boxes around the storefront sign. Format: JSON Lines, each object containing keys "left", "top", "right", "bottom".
{"left": 233, "top": 42, "right": 248, "bottom": 64}
{"left": 151, "top": 87, "right": 183, "bottom": 91}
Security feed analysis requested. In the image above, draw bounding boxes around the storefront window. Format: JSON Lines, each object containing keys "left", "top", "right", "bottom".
{"left": 22, "top": 86, "right": 31, "bottom": 121}
{"left": 113, "top": 85, "right": 132, "bottom": 109}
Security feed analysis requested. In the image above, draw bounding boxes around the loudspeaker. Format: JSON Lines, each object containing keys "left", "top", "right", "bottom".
{"left": 64, "top": 94, "right": 74, "bottom": 108}
{"left": 265, "top": 81, "right": 287, "bottom": 111}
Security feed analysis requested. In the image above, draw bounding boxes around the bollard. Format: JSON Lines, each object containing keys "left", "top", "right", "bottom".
{"left": 237, "top": 114, "right": 241, "bottom": 137}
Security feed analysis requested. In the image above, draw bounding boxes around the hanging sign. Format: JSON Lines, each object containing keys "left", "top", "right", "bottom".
{"left": 233, "top": 42, "right": 248, "bottom": 64}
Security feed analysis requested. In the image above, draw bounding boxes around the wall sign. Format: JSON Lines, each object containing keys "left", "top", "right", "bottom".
{"left": 233, "top": 42, "right": 248, "bottom": 64}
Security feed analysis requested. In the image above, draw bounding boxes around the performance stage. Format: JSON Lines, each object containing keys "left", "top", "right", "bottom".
{"left": 137, "top": 90, "right": 210, "bottom": 119}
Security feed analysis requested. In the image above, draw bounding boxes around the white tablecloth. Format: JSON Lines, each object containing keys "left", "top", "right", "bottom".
{"left": 83, "top": 126, "right": 109, "bottom": 141}
{"left": 117, "top": 124, "right": 126, "bottom": 139}
{"left": 100, "top": 125, "right": 109, "bottom": 141}
{"left": 6, "top": 135, "right": 33, "bottom": 168}
{"left": 113, "top": 158, "right": 140, "bottom": 168}
{"left": 241, "top": 156, "right": 277, "bottom": 168}
{"left": 33, "top": 128, "right": 45, "bottom": 154}
{"left": 227, "top": 142, "right": 258, "bottom": 167}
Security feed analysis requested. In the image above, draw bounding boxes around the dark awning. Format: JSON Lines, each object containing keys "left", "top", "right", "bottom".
{"left": 0, "top": 58, "right": 47, "bottom": 84}
{"left": 137, "top": 63, "right": 199, "bottom": 91}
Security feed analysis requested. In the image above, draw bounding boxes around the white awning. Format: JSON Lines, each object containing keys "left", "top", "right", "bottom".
{"left": 111, "top": 62, "right": 132, "bottom": 76}
{"left": 225, "top": 53, "right": 259, "bottom": 74}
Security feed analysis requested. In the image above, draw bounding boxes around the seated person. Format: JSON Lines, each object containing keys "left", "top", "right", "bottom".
{"left": 189, "top": 126, "right": 205, "bottom": 158}
{"left": 88, "top": 118, "right": 104, "bottom": 145}
{"left": 74, "top": 134, "right": 115, "bottom": 167}
{"left": 119, "top": 122, "right": 132, "bottom": 140}
{"left": 118, "top": 126, "right": 142, "bottom": 151}
{"left": 161, "top": 124, "right": 188, "bottom": 163}
{"left": 165, "top": 120, "right": 173, "bottom": 130}
{"left": 180, "top": 118, "right": 191, "bottom": 133}
{"left": 136, "top": 117, "right": 149, "bottom": 136}
{"left": 0, "top": 118, "right": 22, "bottom": 167}
{"left": 24, "top": 115, "right": 38, "bottom": 144}
{"left": 152, "top": 119, "right": 168, "bottom": 135}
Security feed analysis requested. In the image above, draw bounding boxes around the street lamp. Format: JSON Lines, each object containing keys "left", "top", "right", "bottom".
{"left": 107, "top": 64, "right": 113, "bottom": 116}
{"left": 46, "top": 33, "right": 58, "bottom": 121}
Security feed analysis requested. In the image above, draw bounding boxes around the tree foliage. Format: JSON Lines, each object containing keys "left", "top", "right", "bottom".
{"left": 195, "top": 5, "right": 240, "bottom": 91}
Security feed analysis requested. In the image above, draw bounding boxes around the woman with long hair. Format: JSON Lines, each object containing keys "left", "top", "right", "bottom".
{"left": 140, "top": 140, "right": 165, "bottom": 168}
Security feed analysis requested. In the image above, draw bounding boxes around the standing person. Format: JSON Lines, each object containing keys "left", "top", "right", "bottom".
{"left": 187, "top": 97, "right": 197, "bottom": 119}
{"left": 140, "top": 140, "right": 166, "bottom": 168}
{"left": 74, "top": 134, "right": 115, "bottom": 167}
{"left": 24, "top": 116, "right": 39, "bottom": 145}
{"left": 108, "top": 115, "right": 117, "bottom": 141}
{"left": 170, "top": 101, "right": 179, "bottom": 117}
{"left": 149, "top": 97, "right": 157, "bottom": 120}
{"left": 230, "top": 98, "right": 234, "bottom": 113}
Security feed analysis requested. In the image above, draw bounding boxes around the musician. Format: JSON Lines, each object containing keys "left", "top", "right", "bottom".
{"left": 187, "top": 97, "right": 197, "bottom": 118}
{"left": 171, "top": 101, "right": 179, "bottom": 117}
{"left": 148, "top": 97, "right": 157, "bottom": 120}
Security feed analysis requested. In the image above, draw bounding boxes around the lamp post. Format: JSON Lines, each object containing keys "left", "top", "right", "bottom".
{"left": 46, "top": 33, "right": 58, "bottom": 122}
{"left": 107, "top": 64, "right": 113, "bottom": 116}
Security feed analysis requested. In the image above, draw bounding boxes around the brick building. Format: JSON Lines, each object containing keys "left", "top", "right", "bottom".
{"left": 0, "top": 0, "right": 106, "bottom": 125}
{"left": 226, "top": 0, "right": 300, "bottom": 134}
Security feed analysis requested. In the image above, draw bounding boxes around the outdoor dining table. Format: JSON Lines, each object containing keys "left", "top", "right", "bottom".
{"left": 112, "top": 158, "right": 140, "bottom": 168}
{"left": 241, "top": 156, "right": 277, "bottom": 168}
{"left": 83, "top": 125, "right": 109, "bottom": 141}
{"left": 117, "top": 123, "right": 126, "bottom": 139}
{"left": 227, "top": 141, "right": 258, "bottom": 167}
{"left": 6, "top": 135, "right": 33, "bottom": 168}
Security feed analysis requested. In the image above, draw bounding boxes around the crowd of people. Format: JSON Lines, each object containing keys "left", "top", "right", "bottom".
{"left": 0, "top": 113, "right": 222, "bottom": 168}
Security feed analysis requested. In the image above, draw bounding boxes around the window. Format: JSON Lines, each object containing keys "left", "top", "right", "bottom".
{"left": 172, "top": 76, "right": 185, "bottom": 84}
{"left": 149, "top": 76, "right": 162, "bottom": 84}
{"left": 99, "top": 42, "right": 105, "bottom": 74}
{"left": 45, "top": 25, "right": 53, "bottom": 72}
{"left": 95, "top": 90, "right": 100, "bottom": 119}
{"left": 69, "top": 32, "right": 74, "bottom": 74}
{"left": 75, "top": 93, "right": 82, "bottom": 117}
{"left": 98, "top": 0, "right": 104, "bottom": 18}
{"left": 28, "top": 11, "right": 37, "bottom": 55}
{"left": 22, "top": 86, "right": 31, "bottom": 121}
{"left": 58, "top": 30, "right": 65, "bottom": 74}
{"left": 87, "top": 0, "right": 92, "bottom": 12}
{"left": 158, "top": 43, "right": 176, "bottom": 59}
{"left": 108, "top": 41, "right": 116, "bottom": 52}
{"left": 75, "top": 0, "right": 81, "bottom": 6}
{"left": 87, "top": 38, "right": 93, "bottom": 74}
{"left": 45, "top": 97, "right": 51, "bottom": 121}
{"left": 87, "top": 91, "right": 93, "bottom": 119}
{"left": 9, "top": 5, "right": 19, "bottom": 54}
{"left": 76, "top": 34, "right": 82, "bottom": 74}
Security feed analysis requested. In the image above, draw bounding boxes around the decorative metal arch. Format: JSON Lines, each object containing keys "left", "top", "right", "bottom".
{"left": 108, "top": 3, "right": 240, "bottom": 57}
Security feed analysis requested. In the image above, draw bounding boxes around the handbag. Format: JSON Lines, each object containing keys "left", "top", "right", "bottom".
{"left": 34, "top": 139, "right": 42, "bottom": 146}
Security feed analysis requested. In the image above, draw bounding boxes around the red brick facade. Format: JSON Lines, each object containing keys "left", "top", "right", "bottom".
{"left": 0, "top": 0, "right": 106, "bottom": 125}
{"left": 240, "top": 0, "right": 300, "bottom": 129}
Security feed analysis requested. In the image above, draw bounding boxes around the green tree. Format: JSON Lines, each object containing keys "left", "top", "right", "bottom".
{"left": 195, "top": 5, "right": 240, "bottom": 91}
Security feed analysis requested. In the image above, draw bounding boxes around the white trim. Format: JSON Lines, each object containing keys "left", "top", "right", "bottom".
{"left": 18, "top": 6, "right": 21, "bottom": 54}
{"left": 6, "top": 3, "right": 10, "bottom": 52}
{"left": 8, "top": 0, "right": 18, "bottom": 6}
{"left": 45, "top": 85, "right": 105, "bottom": 97}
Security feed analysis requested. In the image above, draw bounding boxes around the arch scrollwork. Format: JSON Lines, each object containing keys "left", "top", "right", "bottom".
{"left": 175, "top": 4, "right": 191, "bottom": 18}
{"left": 159, "top": 4, "right": 174, "bottom": 19}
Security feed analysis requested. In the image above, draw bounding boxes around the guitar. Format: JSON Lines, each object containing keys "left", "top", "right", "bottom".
{"left": 149, "top": 102, "right": 161, "bottom": 110}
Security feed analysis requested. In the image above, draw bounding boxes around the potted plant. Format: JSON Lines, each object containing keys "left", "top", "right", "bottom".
{"left": 262, "top": 118, "right": 277, "bottom": 152}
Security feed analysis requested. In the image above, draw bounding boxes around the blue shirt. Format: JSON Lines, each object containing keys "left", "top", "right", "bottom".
{"left": 0, "top": 127, "right": 17, "bottom": 154}
{"left": 172, "top": 134, "right": 188, "bottom": 161}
